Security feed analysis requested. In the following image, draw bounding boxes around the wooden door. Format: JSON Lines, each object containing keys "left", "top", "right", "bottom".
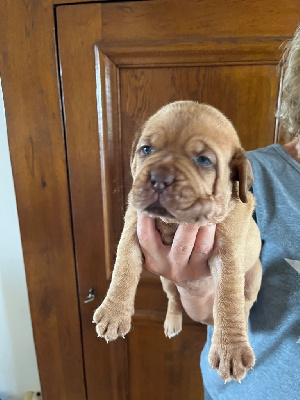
{"left": 56, "top": 2, "right": 289, "bottom": 399}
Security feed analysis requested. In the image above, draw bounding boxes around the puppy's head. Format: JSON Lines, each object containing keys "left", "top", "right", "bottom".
{"left": 130, "top": 101, "right": 253, "bottom": 225}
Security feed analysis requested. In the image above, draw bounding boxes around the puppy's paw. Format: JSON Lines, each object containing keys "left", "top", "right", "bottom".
{"left": 208, "top": 341, "right": 255, "bottom": 382}
{"left": 164, "top": 312, "right": 182, "bottom": 338}
{"left": 93, "top": 301, "right": 132, "bottom": 342}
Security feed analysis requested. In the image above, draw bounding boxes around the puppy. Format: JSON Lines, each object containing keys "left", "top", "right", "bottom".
{"left": 93, "top": 101, "right": 262, "bottom": 382}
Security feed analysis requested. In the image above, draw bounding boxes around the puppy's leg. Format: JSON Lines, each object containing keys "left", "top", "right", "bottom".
{"left": 93, "top": 205, "right": 143, "bottom": 342}
{"left": 208, "top": 251, "right": 255, "bottom": 383}
{"left": 161, "top": 277, "right": 183, "bottom": 338}
{"left": 244, "top": 259, "right": 262, "bottom": 321}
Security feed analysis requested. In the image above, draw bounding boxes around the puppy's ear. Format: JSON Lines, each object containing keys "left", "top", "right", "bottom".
{"left": 230, "top": 148, "right": 254, "bottom": 203}
{"left": 130, "top": 124, "right": 144, "bottom": 176}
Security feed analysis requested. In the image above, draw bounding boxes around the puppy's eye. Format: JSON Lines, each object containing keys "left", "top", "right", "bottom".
{"left": 194, "top": 155, "right": 212, "bottom": 167}
{"left": 140, "top": 145, "right": 152, "bottom": 156}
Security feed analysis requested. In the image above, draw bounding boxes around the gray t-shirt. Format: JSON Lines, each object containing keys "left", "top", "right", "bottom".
{"left": 201, "top": 144, "right": 300, "bottom": 400}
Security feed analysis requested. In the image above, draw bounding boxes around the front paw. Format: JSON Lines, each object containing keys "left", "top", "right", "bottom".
{"left": 208, "top": 340, "right": 255, "bottom": 382}
{"left": 93, "top": 301, "right": 132, "bottom": 342}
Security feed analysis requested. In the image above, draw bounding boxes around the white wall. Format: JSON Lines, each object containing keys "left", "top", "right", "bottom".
{"left": 0, "top": 78, "right": 41, "bottom": 399}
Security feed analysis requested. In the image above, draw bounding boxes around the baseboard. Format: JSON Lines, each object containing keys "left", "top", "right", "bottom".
{"left": 24, "top": 392, "right": 42, "bottom": 400}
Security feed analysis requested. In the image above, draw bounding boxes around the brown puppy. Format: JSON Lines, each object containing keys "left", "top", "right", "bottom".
{"left": 93, "top": 101, "right": 262, "bottom": 382}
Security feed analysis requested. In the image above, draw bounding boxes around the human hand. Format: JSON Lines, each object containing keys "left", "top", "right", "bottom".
{"left": 137, "top": 213, "right": 216, "bottom": 298}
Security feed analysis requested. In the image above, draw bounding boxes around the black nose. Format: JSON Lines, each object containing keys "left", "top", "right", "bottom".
{"left": 150, "top": 167, "right": 175, "bottom": 193}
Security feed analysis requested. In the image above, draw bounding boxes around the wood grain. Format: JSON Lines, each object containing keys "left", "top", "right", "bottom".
{"left": 95, "top": 47, "right": 125, "bottom": 280}
{"left": 101, "top": 0, "right": 299, "bottom": 44}
{"left": 129, "top": 317, "right": 207, "bottom": 400}
{"left": 56, "top": 5, "right": 128, "bottom": 400}
{"left": 0, "top": 2, "right": 86, "bottom": 400}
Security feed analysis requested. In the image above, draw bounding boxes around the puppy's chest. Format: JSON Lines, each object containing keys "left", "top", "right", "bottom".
{"left": 155, "top": 218, "right": 178, "bottom": 245}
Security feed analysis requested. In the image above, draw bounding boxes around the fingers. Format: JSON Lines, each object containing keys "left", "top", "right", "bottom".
{"left": 137, "top": 213, "right": 163, "bottom": 254}
{"left": 137, "top": 213, "right": 216, "bottom": 284}
{"left": 137, "top": 213, "right": 169, "bottom": 276}
{"left": 170, "top": 224, "right": 199, "bottom": 269}
{"left": 189, "top": 224, "right": 216, "bottom": 269}
{"left": 186, "top": 224, "right": 216, "bottom": 281}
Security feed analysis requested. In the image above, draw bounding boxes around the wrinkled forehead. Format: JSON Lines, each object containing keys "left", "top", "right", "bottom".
{"left": 140, "top": 105, "right": 240, "bottom": 157}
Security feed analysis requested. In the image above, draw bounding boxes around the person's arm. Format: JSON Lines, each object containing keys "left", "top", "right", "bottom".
{"left": 137, "top": 214, "right": 215, "bottom": 325}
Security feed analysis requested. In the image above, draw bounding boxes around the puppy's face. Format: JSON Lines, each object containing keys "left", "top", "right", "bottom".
{"left": 130, "top": 101, "right": 252, "bottom": 225}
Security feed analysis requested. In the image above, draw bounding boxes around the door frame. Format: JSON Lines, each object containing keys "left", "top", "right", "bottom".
{"left": 0, "top": 1, "right": 110, "bottom": 399}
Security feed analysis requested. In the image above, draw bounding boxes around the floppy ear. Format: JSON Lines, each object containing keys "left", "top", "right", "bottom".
{"left": 130, "top": 124, "right": 144, "bottom": 176}
{"left": 230, "top": 148, "right": 254, "bottom": 203}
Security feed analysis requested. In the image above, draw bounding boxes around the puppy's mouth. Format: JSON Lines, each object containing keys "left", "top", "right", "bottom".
{"left": 144, "top": 200, "right": 175, "bottom": 219}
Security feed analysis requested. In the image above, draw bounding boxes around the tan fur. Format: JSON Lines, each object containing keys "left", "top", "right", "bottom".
{"left": 93, "top": 101, "right": 262, "bottom": 382}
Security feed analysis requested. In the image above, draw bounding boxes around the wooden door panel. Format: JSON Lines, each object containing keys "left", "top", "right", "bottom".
{"left": 56, "top": 2, "right": 298, "bottom": 399}
{"left": 120, "top": 64, "right": 279, "bottom": 321}
{"left": 120, "top": 65, "right": 279, "bottom": 202}
{"left": 101, "top": 0, "right": 298, "bottom": 44}
{"left": 129, "top": 317, "right": 207, "bottom": 400}
{"left": 56, "top": 6, "right": 127, "bottom": 400}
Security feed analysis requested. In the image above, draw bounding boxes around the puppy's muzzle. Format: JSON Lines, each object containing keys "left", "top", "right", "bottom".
{"left": 150, "top": 166, "right": 175, "bottom": 193}
{"left": 143, "top": 166, "right": 176, "bottom": 218}
{"left": 145, "top": 199, "right": 175, "bottom": 218}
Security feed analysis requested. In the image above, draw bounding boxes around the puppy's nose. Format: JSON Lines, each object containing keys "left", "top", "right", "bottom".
{"left": 150, "top": 167, "right": 175, "bottom": 193}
